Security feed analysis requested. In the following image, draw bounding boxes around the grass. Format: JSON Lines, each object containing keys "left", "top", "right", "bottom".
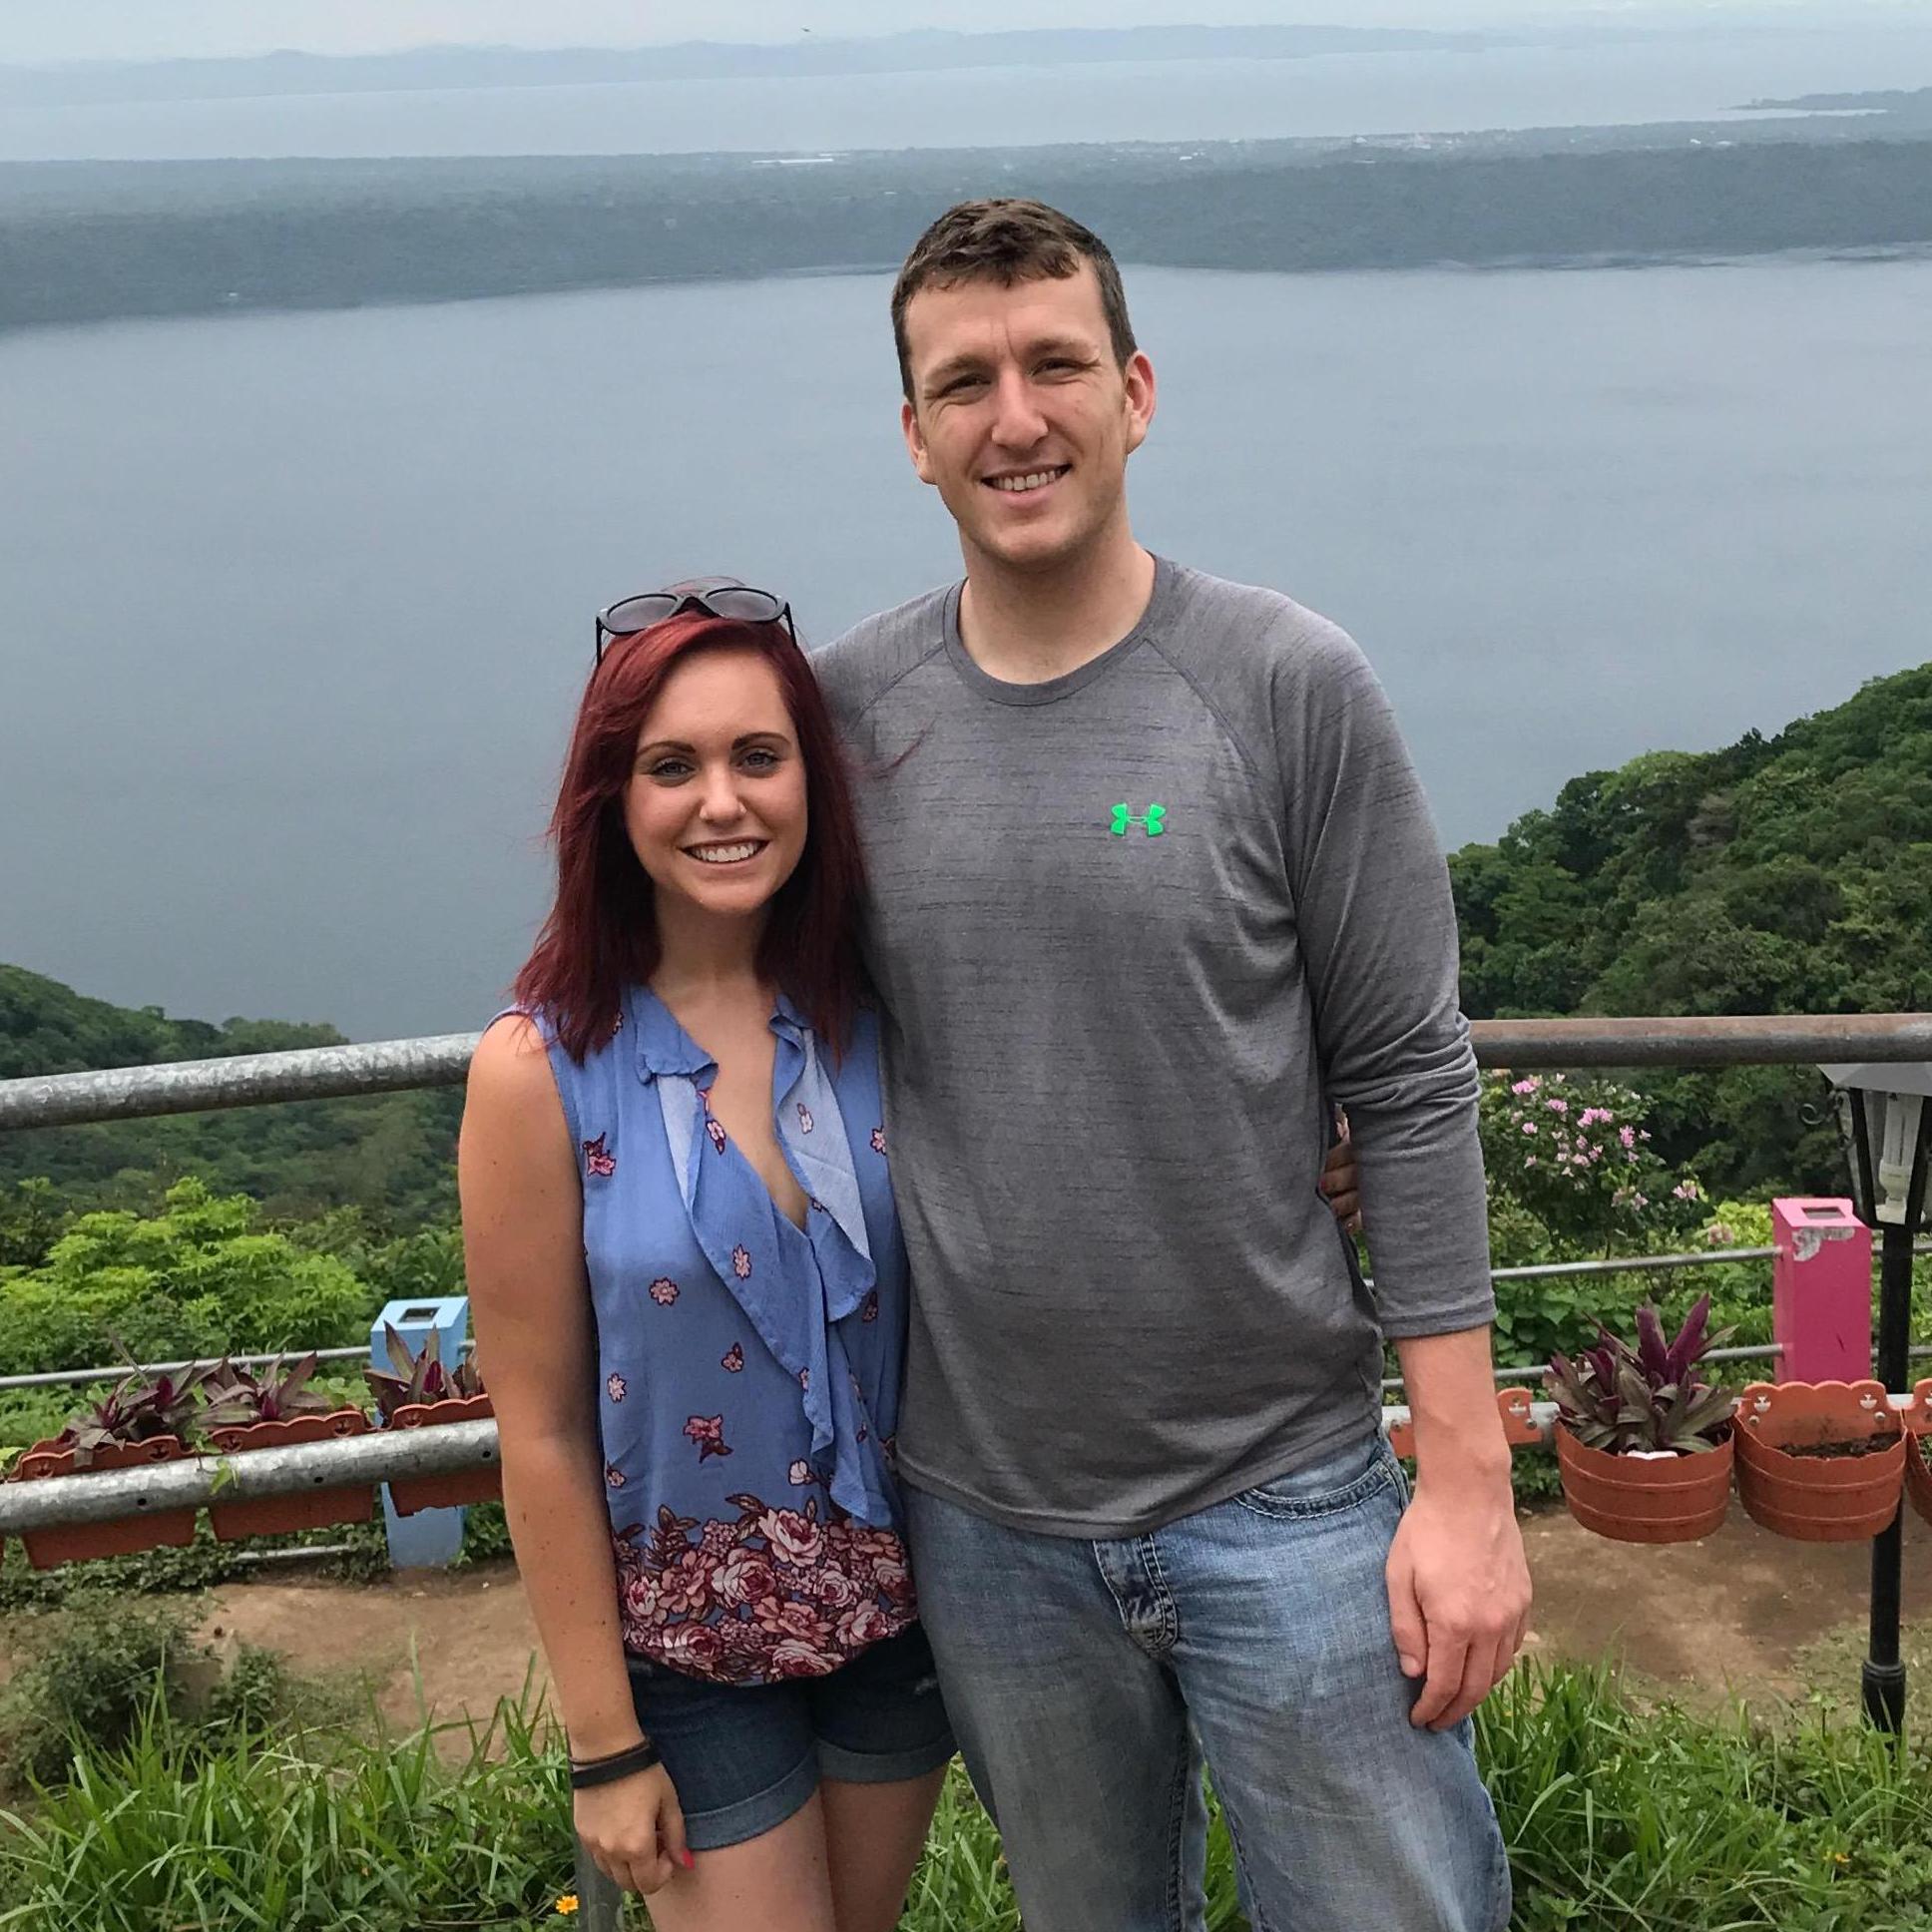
{"left": 3, "top": 1657, "right": 1931, "bottom": 1930}
{"left": 0, "top": 1695, "right": 570, "bottom": 1929}
{"left": 1485, "top": 1666, "right": 1932, "bottom": 1931}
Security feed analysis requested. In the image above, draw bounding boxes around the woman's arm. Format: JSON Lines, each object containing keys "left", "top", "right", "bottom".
{"left": 459, "top": 1016, "right": 688, "bottom": 1891}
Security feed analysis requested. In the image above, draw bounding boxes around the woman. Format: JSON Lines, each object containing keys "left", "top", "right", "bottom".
{"left": 460, "top": 582, "right": 1363, "bottom": 1929}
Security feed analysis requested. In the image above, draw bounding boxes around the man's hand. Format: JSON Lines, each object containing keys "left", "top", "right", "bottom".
{"left": 1386, "top": 1325, "right": 1533, "bottom": 1730}
{"left": 1386, "top": 1467, "right": 1532, "bottom": 1729}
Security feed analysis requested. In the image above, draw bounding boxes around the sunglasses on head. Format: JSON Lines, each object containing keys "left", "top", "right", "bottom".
{"left": 593, "top": 583, "right": 796, "bottom": 666}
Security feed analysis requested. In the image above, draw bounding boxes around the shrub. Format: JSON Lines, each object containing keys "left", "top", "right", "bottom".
{"left": 202, "top": 1644, "right": 294, "bottom": 1734}
{"left": 1480, "top": 1070, "right": 1706, "bottom": 1257}
{"left": 0, "top": 1594, "right": 197, "bottom": 1791}
{"left": 0, "top": 1179, "right": 374, "bottom": 1379}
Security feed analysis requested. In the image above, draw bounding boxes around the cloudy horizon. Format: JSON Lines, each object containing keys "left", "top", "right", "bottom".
{"left": 2, "top": 1, "right": 1921, "bottom": 69}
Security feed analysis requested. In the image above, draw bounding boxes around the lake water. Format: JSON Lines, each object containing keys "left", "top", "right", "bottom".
{"left": 2, "top": 253, "right": 1929, "bottom": 1039}
{"left": 5, "top": 26, "right": 1932, "bottom": 160}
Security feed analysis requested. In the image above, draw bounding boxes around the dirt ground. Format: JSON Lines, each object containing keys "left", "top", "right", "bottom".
{"left": 152, "top": 1501, "right": 1932, "bottom": 1734}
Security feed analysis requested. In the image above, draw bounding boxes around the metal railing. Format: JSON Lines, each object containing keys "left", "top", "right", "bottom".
{"left": 11, "top": 1238, "right": 1927, "bottom": 1397}
{"left": 6, "top": 1013, "right": 1929, "bottom": 1133}
{"left": 0, "top": 1420, "right": 497, "bottom": 1535}
{"left": 4, "top": 1011, "right": 1929, "bottom": 1507}
{"left": 0, "top": 1338, "right": 476, "bottom": 1393}
{"left": 4, "top": 1010, "right": 1929, "bottom": 1929}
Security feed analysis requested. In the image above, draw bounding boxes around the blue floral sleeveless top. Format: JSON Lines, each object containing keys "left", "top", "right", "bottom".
{"left": 530, "top": 984, "right": 914, "bottom": 1685}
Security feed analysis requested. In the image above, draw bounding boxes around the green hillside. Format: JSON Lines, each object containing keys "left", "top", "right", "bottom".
{"left": 1452, "top": 662, "right": 1932, "bottom": 1193}
{"left": 0, "top": 964, "right": 459, "bottom": 1230}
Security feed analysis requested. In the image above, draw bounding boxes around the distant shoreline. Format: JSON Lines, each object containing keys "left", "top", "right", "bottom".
{"left": 4, "top": 132, "right": 1931, "bottom": 335}
{"left": 17, "top": 242, "right": 1932, "bottom": 349}
{"left": 1740, "top": 86, "right": 1932, "bottom": 113}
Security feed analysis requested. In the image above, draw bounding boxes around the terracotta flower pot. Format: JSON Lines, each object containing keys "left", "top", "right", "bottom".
{"left": 1907, "top": 1436, "right": 1932, "bottom": 1531}
{"left": 206, "top": 1409, "right": 375, "bottom": 1541}
{"left": 1554, "top": 1420, "right": 1733, "bottom": 1544}
{"left": 9, "top": 1435, "right": 199, "bottom": 1570}
{"left": 1905, "top": 1380, "right": 1932, "bottom": 1530}
{"left": 1386, "top": 1386, "right": 1544, "bottom": 1461}
{"left": 1733, "top": 1381, "right": 1905, "bottom": 1543}
{"left": 387, "top": 1393, "right": 500, "bottom": 1517}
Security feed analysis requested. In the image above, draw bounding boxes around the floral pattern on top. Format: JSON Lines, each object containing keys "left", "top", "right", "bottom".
{"left": 583, "top": 1134, "right": 616, "bottom": 1179}
{"left": 612, "top": 1497, "right": 916, "bottom": 1682}
{"left": 870, "top": 1127, "right": 887, "bottom": 1157}
{"left": 519, "top": 985, "right": 910, "bottom": 1689}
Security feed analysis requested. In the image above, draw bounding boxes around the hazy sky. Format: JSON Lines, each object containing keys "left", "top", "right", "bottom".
{"left": 0, "top": 1, "right": 1915, "bottom": 67}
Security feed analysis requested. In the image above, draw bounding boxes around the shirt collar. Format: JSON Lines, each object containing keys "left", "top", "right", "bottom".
{"left": 630, "top": 984, "right": 809, "bottom": 1084}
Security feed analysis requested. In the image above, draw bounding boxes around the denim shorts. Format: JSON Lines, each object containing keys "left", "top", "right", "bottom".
{"left": 626, "top": 1623, "right": 955, "bottom": 1851}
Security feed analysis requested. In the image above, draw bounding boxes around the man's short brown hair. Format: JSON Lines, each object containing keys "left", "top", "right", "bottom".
{"left": 891, "top": 199, "right": 1138, "bottom": 400}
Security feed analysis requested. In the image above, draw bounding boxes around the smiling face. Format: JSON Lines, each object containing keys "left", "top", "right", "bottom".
{"left": 623, "top": 646, "right": 808, "bottom": 934}
{"left": 899, "top": 262, "right": 1156, "bottom": 578}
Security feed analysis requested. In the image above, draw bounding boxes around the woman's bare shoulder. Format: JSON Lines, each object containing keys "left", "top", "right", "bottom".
{"left": 466, "top": 1013, "right": 563, "bottom": 1122}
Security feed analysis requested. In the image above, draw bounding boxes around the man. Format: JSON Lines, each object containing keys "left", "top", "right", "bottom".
{"left": 812, "top": 199, "right": 1530, "bottom": 1932}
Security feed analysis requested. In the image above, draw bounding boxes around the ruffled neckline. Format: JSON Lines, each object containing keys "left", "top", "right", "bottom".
{"left": 627, "top": 984, "right": 895, "bottom": 1529}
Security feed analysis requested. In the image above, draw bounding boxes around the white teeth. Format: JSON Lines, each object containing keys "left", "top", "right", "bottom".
{"left": 689, "top": 841, "right": 760, "bottom": 864}
{"left": 990, "top": 468, "right": 1065, "bottom": 493}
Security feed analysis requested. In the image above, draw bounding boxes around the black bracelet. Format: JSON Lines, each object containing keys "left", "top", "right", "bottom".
{"left": 568, "top": 1738, "right": 662, "bottom": 1790}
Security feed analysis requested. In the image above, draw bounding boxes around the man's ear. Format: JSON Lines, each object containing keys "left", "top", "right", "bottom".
{"left": 1123, "top": 349, "right": 1158, "bottom": 457}
{"left": 901, "top": 398, "right": 937, "bottom": 486}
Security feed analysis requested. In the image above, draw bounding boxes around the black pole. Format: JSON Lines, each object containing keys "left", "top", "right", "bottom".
{"left": 1862, "top": 1097, "right": 1931, "bottom": 1736}
{"left": 1863, "top": 1220, "right": 1914, "bottom": 1732}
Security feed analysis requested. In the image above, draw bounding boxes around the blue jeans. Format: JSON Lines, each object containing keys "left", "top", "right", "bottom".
{"left": 903, "top": 1435, "right": 1511, "bottom": 1932}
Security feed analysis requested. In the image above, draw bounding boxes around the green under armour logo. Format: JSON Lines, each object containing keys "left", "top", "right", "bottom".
{"left": 1111, "top": 802, "right": 1167, "bottom": 837}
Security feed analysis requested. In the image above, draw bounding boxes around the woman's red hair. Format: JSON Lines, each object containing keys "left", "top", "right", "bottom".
{"left": 513, "top": 611, "right": 867, "bottom": 1062}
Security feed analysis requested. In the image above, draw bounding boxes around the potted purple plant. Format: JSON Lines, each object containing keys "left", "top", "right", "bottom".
{"left": 201, "top": 1352, "right": 374, "bottom": 1541}
{"left": 7, "top": 1358, "right": 213, "bottom": 1569}
{"left": 364, "top": 1324, "right": 498, "bottom": 1516}
{"left": 1546, "top": 1294, "right": 1736, "bottom": 1544}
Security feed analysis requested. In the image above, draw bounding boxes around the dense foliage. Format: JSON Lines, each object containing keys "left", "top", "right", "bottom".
{"left": 0, "top": 964, "right": 459, "bottom": 1223}
{"left": 1454, "top": 663, "right": 1932, "bottom": 1194}
{"left": 0, "top": 1180, "right": 464, "bottom": 1460}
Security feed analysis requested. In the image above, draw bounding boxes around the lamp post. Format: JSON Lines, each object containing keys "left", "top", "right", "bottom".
{"left": 1821, "top": 1062, "right": 1932, "bottom": 1734}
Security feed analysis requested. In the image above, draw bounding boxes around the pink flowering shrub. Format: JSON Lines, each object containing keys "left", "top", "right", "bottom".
{"left": 1480, "top": 1070, "right": 1706, "bottom": 1257}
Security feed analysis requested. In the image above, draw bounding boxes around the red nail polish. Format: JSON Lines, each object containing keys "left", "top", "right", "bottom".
{"left": 680, "top": 1849, "right": 696, "bottom": 1870}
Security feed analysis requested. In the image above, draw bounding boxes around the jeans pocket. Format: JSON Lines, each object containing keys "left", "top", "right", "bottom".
{"left": 1229, "top": 1437, "right": 1396, "bottom": 1522}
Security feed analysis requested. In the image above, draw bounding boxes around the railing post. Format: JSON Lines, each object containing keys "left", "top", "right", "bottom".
{"left": 574, "top": 1831, "right": 627, "bottom": 1929}
{"left": 1771, "top": 1198, "right": 1871, "bottom": 1384}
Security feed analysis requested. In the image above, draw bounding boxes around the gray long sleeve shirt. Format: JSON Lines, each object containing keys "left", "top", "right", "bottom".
{"left": 813, "top": 557, "right": 1494, "bottom": 1538}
